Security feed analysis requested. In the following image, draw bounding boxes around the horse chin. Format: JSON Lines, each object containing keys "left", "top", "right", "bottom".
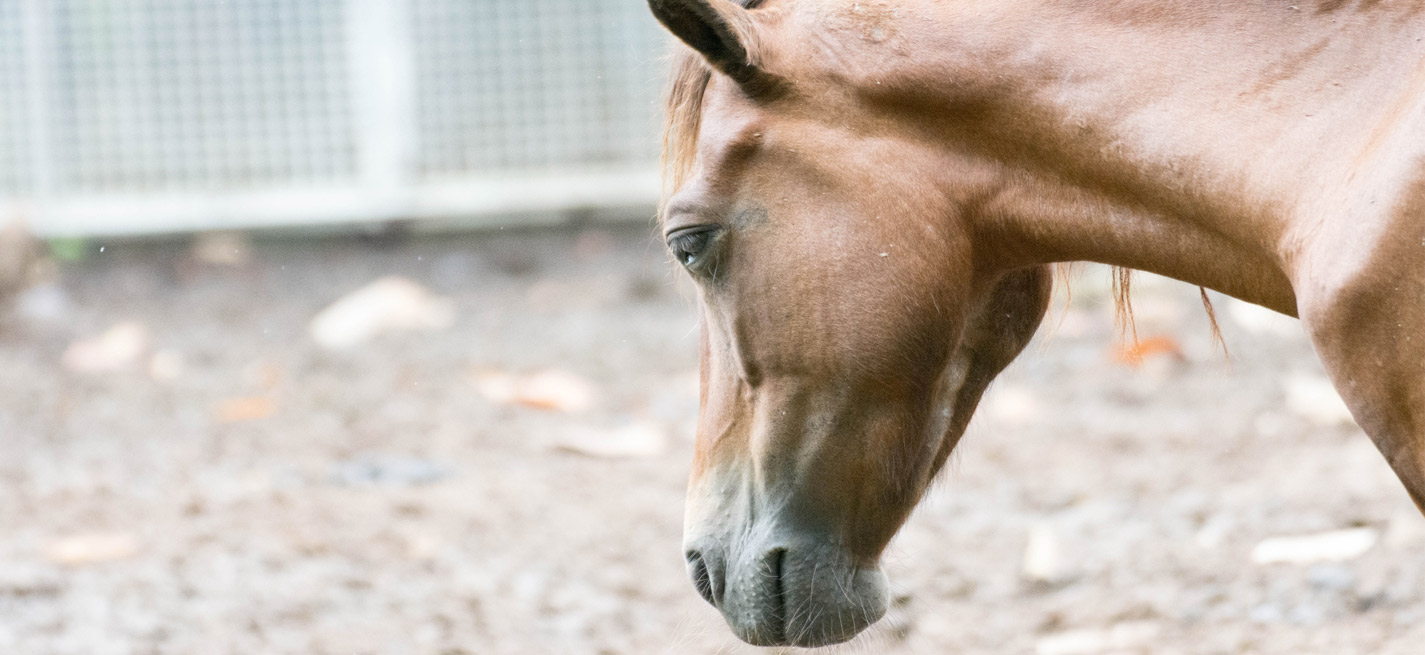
{"left": 687, "top": 533, "right": 890, "bottom": 647}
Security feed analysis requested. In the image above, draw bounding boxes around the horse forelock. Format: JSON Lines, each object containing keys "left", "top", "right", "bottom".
{"left": 660, "top": 49, "right": 712, "bottom": 222}
{"left": 658, "top": 1, "right": 774, "bottom": 222}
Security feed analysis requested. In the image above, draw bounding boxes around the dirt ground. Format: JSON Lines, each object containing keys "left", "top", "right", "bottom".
{"left": 0, "top": 223, "right": 1422, "bottom": 655}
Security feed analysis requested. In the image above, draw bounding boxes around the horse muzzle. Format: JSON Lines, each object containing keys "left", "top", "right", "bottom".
{"left": 684, "top": 530, "right": 889, "bottom": 647}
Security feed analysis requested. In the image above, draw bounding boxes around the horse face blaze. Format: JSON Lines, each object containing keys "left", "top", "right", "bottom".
{"left": 665, "top": 75, "right": 976, "bottom": 647}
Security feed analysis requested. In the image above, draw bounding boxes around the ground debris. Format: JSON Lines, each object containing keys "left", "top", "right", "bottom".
{"left": 0, "top": 566, "right": 63, "bottom": 597}
{"left": 1112, "top": 335, "right": 1183, "bottom": 366}
{"left": 1022, "top": 523, "right": 1073, "bottom": 587}
{"left": 0, "top": 218, "right": 41, "bottom": 301}
{"left": 1284, "top": 374, "right": 1355, "bottom": 427}
{"left": 331, "top": 454, "right": 454, "bottom": 487}
{"left": 554, "top": 421, "right": 668, "bottom": 459}
{"left": 1251, "top": 527, "right": 1379, "bottom": 565}
{"left": 44, "top": 532, "right": 140, "bottom": 566}
{"left": 61, "top": 321, "right": 149, "bottom": 373}
{"left": 309, "top": 276, "right": 455, "bottom": 350}
{"left": 13, "top": 283, "right": 69, "bottom": 323}
{"left": 214, "top": 396, "right": 276, "bottom": 423}
{"left": 473, "top": 368, "right": 597, "bottom": 413}
{"left": 1035, "top": 621, "right": 1160, "bottom": 655}
{"left": 189, "top": 231, "right": 253, "bottom": 267}
{"left": 147, "top": 349, "right": 185, "bottom": 382}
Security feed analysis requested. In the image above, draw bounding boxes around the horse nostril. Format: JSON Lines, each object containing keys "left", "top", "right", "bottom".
{"left": 766, "top": 548, "right": 788, "bottom": 642}
{"left": 685, "top": 550, "right": 717, "bottom": 607}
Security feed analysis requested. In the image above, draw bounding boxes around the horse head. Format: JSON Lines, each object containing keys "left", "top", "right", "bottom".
{"left": 652, "top": 0, "right": 1052, "bottom": 645}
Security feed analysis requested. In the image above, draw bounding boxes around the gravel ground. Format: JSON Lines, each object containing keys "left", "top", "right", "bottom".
{"left": 0, "top": 224, "right": 1421, "bottom": 655}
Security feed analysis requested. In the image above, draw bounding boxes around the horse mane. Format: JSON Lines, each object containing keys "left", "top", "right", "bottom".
{"left": 657, "top": 49, "right": 1224, "bottom": 360}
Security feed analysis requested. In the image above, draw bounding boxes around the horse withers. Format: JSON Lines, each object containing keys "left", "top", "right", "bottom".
{"left": 649, "top": 0, "right": 1425, "bottom": 647}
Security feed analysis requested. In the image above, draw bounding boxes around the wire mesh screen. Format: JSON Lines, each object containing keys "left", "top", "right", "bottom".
{"left": 412, "top": 0, "right": 666, "bottom": 176}
{"left": 46, "top": 0, "right": 355, "bottom": 193}
{"left": 0, "top": 1, "right": 31, "bottom": 197}
{"left": 0, "top": 0, "right": 667, "bottom": 235}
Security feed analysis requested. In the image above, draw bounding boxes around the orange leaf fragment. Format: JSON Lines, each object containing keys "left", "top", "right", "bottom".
{"left": 1113, "top": 335, "right": 1183, "bottom": 366}
{"left": 215, "top": 396, "right": 275, "bottom": 423}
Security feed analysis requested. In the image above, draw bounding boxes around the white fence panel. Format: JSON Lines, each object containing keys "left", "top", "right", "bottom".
{"left": 0, "top": 0, "right": 667, "bottom": 237}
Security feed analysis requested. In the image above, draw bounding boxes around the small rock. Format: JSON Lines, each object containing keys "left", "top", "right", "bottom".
{"left": 148, "top": 350, "right": 185, "bottom": 382}
{"left": 1288, "top": 602, "right": 1328, "bottom": 626}
{"left": 190, "top": 231, "right": 252, "bottom": 266}
{"left": 1251, "top": 527, "right": 1379, "bottom": 565}
{"left": 61, "top": 321, "right": 149, "bottom": 373}
{"left": 405, "top": 533, "right": 444, "bottom": 561}
{"left": 45, "top": 532, "right": 140, "bottom": 566}
{"left": 309, "top": 276, "right": 455, "bottom": 350}
{"left": 1306, "top": 564, "right": 1355, "bottom": 592}
{"left": 0, "top": 566, "right": 63, "bottom": 597}
{"left": 1249, "top": 603, "right": 1286, "bottom": 624}
{"left": 1385, "top": 511, "right": 1425, "bottom": 550}
{"left": 984, "top": 384, "right": 1041, "bottom": 427}
{"left": 13, "top": 283, "right": 69, "bottom": 323}
{"left": 554, "top": 422, "right": 668, "bottom": 459}
{"left": 1284, "top": 374, "right": 1355, "bottom": 427}
{"left": 1035, "top": 621, "right": 1160, "bottom": 655}
{"left": 1022, "top": 524, "right": 1070, "bottom": 587}
{"left": 332, "top": 455, "right": 453, "bottom": 487}
{"left": 1194, "top": 514, "right": 1235, "bottom": 549}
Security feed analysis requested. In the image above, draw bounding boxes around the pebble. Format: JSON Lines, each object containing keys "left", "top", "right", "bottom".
{"left": 1035, "top": 621, "right": 1160, "bottom": 655}
{"left": 1251, "top": 528, "right": 1379, "bottom": 565}
{"left": 331, "top": 455, "right": 454, "bottom": 487}
{"left": 1022, "top": 524, "right": 1072, "bottom": 587}
{"left": 1283, "top": 374, "right": 1355, "bottom": 427}
{"left": 45, "top": 532, "right": 140, "bottom": 566}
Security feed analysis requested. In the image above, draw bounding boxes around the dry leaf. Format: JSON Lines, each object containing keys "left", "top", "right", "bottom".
{"left": 474, "top": 368, "right": 597, "bottom": 413}
{"left": 62, "top": 322, "right": 149, "bottom": 373}
{"left": 215, "top": 396, "right": 275, "bottom": 423}
{"left": 310, "top": 276, "right": 455, "bottom": 350}
{"left": 1113, "top": 335, "right": 1183, "bottom": 366}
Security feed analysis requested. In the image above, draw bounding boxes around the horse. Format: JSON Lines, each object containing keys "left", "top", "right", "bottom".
{"left": 647, "top": 0, "right": 1425, "bottom": 647}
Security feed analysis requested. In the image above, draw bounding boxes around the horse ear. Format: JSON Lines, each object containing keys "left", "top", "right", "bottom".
{"left": 649, "top": 0, "right": 765, "bottom": 86}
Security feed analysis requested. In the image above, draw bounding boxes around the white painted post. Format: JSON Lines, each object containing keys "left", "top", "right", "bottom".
{"left": 346, "top": 0, "right": 417, "bottom": 220}
{"left": 20, "top": 0, "right": 52, "bottom": 204}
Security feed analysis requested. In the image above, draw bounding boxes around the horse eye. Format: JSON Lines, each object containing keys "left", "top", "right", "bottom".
{"left": 668, "top": 228, "right": 717, "bottom": 269}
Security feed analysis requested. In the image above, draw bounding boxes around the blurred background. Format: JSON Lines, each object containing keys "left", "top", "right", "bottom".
{"left": 0, "top": 2, "right": 1422, "bottom": 655}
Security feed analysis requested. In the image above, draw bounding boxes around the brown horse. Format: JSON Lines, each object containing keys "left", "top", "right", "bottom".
{"left": 648, "top": 0, "right": 1425, "bottom": 647}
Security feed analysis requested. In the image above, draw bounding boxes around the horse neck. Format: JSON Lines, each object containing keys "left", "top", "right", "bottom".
{"left": 852, "top": 0, "right": 1425, "bottom": 314}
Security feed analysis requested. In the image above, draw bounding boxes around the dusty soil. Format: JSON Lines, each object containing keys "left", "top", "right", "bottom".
{"left": 0, "top": 224, "right": 1421, "bottom": 655}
